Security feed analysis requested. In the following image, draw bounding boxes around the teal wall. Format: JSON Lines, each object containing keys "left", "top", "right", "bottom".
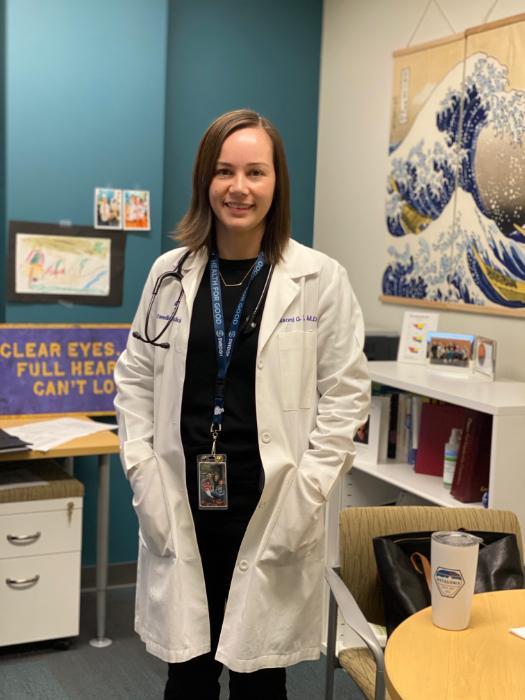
{"left": 162, "top": 0, "right": 322, "bottom": 250}
{"left": 5, "top": 0, "right": 169, "bottom": 566}
{"left": 6, "top": 0, "right": 168, "bottom": 323}
{"left": 3, "top": 0, "right": 322, "bottom": 566}
{"left": 0, "top": 0, "right": 5, "bottom": 321}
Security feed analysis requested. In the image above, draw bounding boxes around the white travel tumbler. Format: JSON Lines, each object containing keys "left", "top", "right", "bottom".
{"left": 431, "top": 531, "right": 482, "bottom": 630}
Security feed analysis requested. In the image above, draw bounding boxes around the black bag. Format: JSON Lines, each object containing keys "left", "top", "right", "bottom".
{"left": 373, "top": 530, "right": 524, "bottom": 636}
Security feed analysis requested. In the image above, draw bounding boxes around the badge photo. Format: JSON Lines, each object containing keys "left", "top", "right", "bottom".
{"left": 197, "top": 454, "right": 228, "bottom": 510}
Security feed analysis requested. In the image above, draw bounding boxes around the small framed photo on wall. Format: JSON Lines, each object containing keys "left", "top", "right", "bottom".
{"left": 94, "top": 188, "right": 122, "bottom": 230}
{"left": 123, "top": 190, "right": 151, "bottom": 231}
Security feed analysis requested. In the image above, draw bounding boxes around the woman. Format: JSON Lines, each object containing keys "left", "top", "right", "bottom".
{"left": 114, "top": 109, "right": 370, "bottom": 699}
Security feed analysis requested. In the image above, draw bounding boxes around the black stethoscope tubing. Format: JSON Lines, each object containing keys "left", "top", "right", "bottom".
{"left": 132, "top": 250, "right": 274, "bottom": 350}
{"left": 132, "top": 249, "right": 192, "bottom": 349}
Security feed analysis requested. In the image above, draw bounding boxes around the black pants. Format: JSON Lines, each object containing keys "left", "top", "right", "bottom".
{"left": 164, "top": 508, "right": 287, "bottom": 700}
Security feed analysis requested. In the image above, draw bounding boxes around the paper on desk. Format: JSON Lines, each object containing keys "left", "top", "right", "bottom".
{"left": 510, "top": 627, "right": 525, "bottom": 640}
{"left": 3, "top": 418, "right": 118, "bottom": 452}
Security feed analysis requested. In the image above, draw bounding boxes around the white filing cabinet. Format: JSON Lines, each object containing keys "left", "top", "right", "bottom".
{"left": 0, "top": 463, "right": 83, "bottom": 647}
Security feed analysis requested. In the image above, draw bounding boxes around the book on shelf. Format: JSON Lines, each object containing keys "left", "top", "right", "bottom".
{"left": 408, "top": 396, "right": 424, "bottom": 466}
{"left": 414, "top": 403, "right": 467, "bottom": 476}
{"left": 401, "top": 395, "right": 424, "bottom": 466}
{"left": 395, "top": 394, "right": 409, "bottom": 462}
{"left": 377, "top": 396, "right": 391, "bottom": 463}
{"left": 450, "top": 411, "right": 492, "bottom": 503}
{"left": 387, "top": 392, "right": 398, "bottom": 459}
{"left": 372, "top": 390, "right": 455, "bottom": 468}
{"left": 374, "top": 392, "right": 422, "bottom": 463}
{"left": 370, "top": 389, "right": 396, "bottom": 463}
{"left": 405, "top": 396, "right": 413, "bottom": 464}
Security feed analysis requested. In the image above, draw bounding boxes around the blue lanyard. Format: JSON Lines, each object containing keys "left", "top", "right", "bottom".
{"left": 209, "top": 250, "right": 265, "bottom": 435}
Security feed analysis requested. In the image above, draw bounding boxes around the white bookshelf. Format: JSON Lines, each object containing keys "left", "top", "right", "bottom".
{"left": 352, "top": 461, "right": 480, "bottom": 508}
{"left": 368, "top": 361, "right": 525, "bottom": 415}
{"left": 337, "top": 361, "right": 525, "bottom": 530}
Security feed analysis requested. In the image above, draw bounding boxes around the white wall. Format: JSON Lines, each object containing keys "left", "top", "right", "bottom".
{"left": 315, "top": 0, "right": 525, "bottom": 381}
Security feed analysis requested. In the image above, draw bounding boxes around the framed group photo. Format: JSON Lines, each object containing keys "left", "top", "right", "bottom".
{"left": 427, "top": 332, "right": 475, "bottom": 369}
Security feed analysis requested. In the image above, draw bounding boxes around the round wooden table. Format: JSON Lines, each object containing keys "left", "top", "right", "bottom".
{"left": 385, "top": 589, "right": 525, "bottom": 700}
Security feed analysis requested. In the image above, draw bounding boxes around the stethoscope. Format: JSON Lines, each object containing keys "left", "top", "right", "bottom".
{"left": 132, "top": 249, "right": 274, "bottom": 350}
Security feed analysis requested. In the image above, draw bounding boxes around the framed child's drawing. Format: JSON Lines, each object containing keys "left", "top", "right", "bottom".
{"left": 7, "top": 221, "right": 126, "bottom": 306}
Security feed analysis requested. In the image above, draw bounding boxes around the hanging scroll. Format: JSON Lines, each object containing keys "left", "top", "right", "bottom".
{"left": 382, "top": 13, "right": 525, "bottom": 317}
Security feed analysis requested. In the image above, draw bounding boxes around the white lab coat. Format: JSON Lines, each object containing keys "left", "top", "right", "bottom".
{"left": 114, "top": 238, "right": 370, "bottom": 672}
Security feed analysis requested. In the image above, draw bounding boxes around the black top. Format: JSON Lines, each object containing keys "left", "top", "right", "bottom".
{"left": 181, "top": 257, "right": 270, "bottom": 520}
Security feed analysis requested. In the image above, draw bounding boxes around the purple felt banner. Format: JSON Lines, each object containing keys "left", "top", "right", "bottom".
{"left": 0, "top": 325, "right": 130, "bottom": 416}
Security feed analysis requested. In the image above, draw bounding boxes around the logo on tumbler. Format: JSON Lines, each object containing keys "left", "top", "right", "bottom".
{"left": 434, "top": 567, "right": 465, "bottom": 598}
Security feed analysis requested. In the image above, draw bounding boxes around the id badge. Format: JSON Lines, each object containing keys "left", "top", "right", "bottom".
{"left": 197, "top": 454, "right": 228, "bottom": 510}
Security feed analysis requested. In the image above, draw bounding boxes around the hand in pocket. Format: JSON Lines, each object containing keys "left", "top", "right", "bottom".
{"left": 130, "top": 455, "right": 175, "bottom": 558}
{"left": 259, "top": 471, "right": 326, "bottom": 567}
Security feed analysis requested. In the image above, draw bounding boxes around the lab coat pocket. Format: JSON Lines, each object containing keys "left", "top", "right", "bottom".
{"left": 126, "top": 443, "right": 175, "bottom": 559}
{"left": 278, "top": 331, "right": 317, "bottom": 410}
{"left": 259, "top": 471, "right": 326, "bottom": 567}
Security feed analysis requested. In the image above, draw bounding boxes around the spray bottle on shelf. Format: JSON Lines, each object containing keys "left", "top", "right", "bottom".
{"left": 443, "top": 428, "right": 462, "bottom": 490}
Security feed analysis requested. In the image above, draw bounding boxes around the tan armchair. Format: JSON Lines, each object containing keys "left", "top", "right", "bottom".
{"left": 324, "top": 506, "right": 523, "bottom": 700}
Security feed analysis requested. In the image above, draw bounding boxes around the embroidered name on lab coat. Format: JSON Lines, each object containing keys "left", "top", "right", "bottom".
{"left": 157, "top": 313, "right": 182, "bottom": 323}
{"left": 279, "top": 315, "right": 318, "bottom": 324}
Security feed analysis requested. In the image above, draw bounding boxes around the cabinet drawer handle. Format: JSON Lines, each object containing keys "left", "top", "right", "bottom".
{"left": 7, "top": 532, "right": 41, "bottom": 545}
{"left": 6, "top": 575, "right": 40, "bottom": 589}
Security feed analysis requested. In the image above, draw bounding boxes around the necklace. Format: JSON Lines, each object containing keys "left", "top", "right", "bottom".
{"left": 219, "top": 260, "right": 257, "bottom": 287}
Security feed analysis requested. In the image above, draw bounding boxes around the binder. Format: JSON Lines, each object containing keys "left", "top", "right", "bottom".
{"left": 414, "top": 403, "right": 467, "bottom": 476}
{"left": 0, "top": 429, "right": 32, "bottom": 454}
{"left": 451, "top": 411, "right": 492, "bottom": 503}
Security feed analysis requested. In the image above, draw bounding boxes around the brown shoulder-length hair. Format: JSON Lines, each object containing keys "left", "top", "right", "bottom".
{"left": 173, "top": 109, "right": 291, "bottom": 264}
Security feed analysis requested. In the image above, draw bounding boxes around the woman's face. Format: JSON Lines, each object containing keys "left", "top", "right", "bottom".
{"left": 209, "top": 127, "right": 276, "bottom": 244}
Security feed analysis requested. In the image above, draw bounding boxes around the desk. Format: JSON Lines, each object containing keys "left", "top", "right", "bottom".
{"left": 0, "top": 416, "right": 120, "bottom": 648}
{"left": 385, "top": 590, "right": 525, "bottom": 699}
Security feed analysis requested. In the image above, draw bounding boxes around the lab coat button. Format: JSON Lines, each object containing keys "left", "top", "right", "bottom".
{"left": 257, "top": 359, "right": 264, "bottom": 369}
{"left": 238, "top": 560, "right": 249, "bottom": 572}
{"left": 261, "top": 432, "right": 271, "bottom": 443}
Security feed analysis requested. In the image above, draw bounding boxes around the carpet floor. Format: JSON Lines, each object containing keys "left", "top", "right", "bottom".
{"left": 0, "top": 587, "right": 364, "bottom": 699}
